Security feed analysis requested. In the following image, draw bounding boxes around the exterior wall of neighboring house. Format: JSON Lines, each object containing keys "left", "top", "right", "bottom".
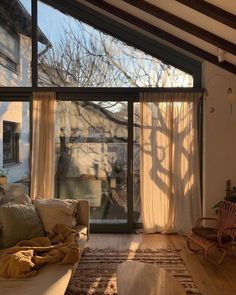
{"left": 0, "top": 34, "right": 31, "bottom": 86}
{"left": 61, "top": 142, "right": 128, "bottom": 179}
{"left": 0, "top": 101, "right": 30, "bottom": 183}
{"left": 0, "top": 30, "right": 31, "bottom": 184}
{"left": 203, "top": 62, "right": 236, "bottom": 216}
{"left": 56, "top": 101, "right": 130, "bottom": 179}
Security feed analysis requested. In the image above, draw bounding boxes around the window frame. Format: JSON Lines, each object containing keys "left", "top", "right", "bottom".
{"left": 0, "top": 0, "right": 204, "bottom": 233}
{"left": 0, "top": 88, "right": 203, "bottom": 233}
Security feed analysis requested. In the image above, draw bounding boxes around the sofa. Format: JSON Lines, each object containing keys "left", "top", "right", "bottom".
{"left": 0, "top": 197, "right": 90, "bottom": 295}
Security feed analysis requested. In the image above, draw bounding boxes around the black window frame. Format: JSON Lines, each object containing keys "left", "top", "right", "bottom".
{"left": 0, "top": 0, "right": 204, "bottom": 233}
{"left": 3, "top": 120, "right": 20, "bottom": 165}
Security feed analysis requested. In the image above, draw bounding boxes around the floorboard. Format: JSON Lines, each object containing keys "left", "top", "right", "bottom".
{"left": 87, "top": 234, "right": 236, "bottom": 295}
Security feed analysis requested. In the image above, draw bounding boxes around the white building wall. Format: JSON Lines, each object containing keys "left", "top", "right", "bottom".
{"left": 0, "top": 35, "right": 31, "bottom": 86}
{"left": 0, "top": 34, "right": 31, "bottom": 183}
{"left": 0, "top": 101, "right": 30, "bottom": 183}
{"left": 64, "top": 142, "right": 127, "bottom": 179}
{"left": 56, "top": 101, "right": 128, "bottom": 179}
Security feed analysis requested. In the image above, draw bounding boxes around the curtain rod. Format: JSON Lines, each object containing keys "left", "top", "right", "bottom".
{"left": 0, "top": 87, "right": 205, "bottom": 95}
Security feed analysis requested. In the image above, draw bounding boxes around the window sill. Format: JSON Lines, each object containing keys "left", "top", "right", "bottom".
{"left": 0, "top": 61, "right": 19, "bottom": 75}
{"left": 3, "top": 162, "right": 22, "bottom": 168}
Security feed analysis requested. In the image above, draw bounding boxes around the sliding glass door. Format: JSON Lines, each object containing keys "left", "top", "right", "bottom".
{"left": 55, "top": 99, "right": 130, "bottom": 231}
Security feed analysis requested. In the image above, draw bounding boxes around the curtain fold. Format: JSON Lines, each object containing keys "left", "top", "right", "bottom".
{"left": 140, "top": 92, "right": 202, "bottom": 234}
{"left": 30, "top": 92, "right": 56, "bottom": 200}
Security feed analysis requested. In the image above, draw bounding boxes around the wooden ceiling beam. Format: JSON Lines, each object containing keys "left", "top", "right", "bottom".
{"left": 176, "top": 0, "right": 236, "bottom": 29}
{"left": 86, "top": 0, "right": 236, "bottom": 74}
{"left": 123, "top": 0, "right": 236, "bottom": 56}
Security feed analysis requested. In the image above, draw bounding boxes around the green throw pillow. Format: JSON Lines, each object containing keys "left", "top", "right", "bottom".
{"left": 0, "top": 203, "right": 45, "bottom": 248}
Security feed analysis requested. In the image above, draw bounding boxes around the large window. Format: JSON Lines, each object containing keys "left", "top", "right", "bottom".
{"left": 0, "top": 1, "right": 197, "bottom": 88}
{"left": 0, "top": 1, "right": 202, "bottom": 233}
{"left": 38, "top": 1, "right": 193, "bottom": 87}
{"left": 3, "top": 121, "right": 19, "bottom": 164}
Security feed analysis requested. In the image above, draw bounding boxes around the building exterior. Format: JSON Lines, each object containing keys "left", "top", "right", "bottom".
{"left": 0, "top": 101, "right": 29, "bottom": 184}
{"left": 0, "top": 0, "right": 49, "bottom": 185}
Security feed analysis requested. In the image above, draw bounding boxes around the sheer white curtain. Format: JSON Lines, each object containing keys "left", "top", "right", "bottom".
{"left": 30, "top": 92, "right": 56, "bottom": 200}
{"left": 140, "top": 92, "right": 202, "bottom": 234}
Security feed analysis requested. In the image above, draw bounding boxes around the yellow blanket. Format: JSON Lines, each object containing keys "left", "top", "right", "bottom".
{"left": 0, "top": 224, "right": 82, "bottom": 278}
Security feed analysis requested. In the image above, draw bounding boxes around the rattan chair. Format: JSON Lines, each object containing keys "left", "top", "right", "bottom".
{"left": 187, "top": 201, "right": 236, "bottom": 264}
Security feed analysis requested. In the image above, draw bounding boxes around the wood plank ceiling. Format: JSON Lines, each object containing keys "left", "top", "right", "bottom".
{"left": 76, "top": 0, "right": 236, "bottom": 75}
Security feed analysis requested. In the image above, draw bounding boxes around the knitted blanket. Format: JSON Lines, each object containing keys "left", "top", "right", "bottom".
{"left": 0, "top": 224, "right": 81, "bottom": 278}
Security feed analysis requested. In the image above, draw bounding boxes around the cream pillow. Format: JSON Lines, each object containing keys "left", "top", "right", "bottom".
{"left": 0, "top": 184, "right": 31, "bottom": 205}
{"left": 0, "top": 193, "right": 31, "bottom": 206}
{"left": 33, "top": 199, "right": 78, "bottom": 233}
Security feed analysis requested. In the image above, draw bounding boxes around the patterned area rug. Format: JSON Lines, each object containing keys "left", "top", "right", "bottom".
{"left": 66, "top": 248, "right": 201, "bottom": 295}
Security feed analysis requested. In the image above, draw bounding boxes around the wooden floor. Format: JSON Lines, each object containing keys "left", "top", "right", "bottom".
{"left": 87, "top": 234, "right": 236, "bottom": 295}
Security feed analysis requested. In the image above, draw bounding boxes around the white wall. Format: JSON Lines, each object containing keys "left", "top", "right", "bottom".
{"left": 0, "top": 33, "right": 31, "bottom": 183}
{"left": 0, "top": 101, "right": 30, "bottom": 183}
{"left": 0, "top": 35, "right": 31, "bottom": 86}
{"left": 203, "top": 62, "right": 236, "bottom": 216}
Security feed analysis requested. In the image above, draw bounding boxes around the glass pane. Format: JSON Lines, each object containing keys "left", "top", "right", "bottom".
{"left": 0, "top": 0, "right": 31, "bottom": 86}
{"left": 3, "top": 121, "right": 17, "bottom": 163}
{"left": 133, "top": 103, "right": 141, "bottom": 222}
{"left": 55, "top": 100, "right": 128, "bottom": 224}
{"left": 0, "top": 101, "right": 30, "bottom": 195}
{"left": 38, "top": 1, "right": 193, "bottom": 87}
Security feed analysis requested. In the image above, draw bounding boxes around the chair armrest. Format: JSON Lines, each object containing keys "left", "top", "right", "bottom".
{"left": 216, "top": 226, "right": 236, "bottom": 247}
{"left": 195, "top": 217, "right": 218, "bottom": 227}
{"left": 220, "top": 226, "right": 236, "bottom": 238}
{"left": 76, "top": 200, "right": 90, "bottom": 240}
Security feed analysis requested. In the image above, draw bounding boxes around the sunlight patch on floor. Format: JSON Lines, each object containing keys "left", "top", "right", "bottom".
{"left": 128, "top": 241, "right": 141, "bottom": 254}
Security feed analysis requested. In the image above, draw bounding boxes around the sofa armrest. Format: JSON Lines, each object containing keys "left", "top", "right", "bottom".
{"left": 76, "top": 200, "right": 90, "bottom": 240}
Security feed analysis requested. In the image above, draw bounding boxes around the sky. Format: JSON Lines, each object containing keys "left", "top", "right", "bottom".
{"left": 20, "top": 0, "right": 75, "bottom": 44}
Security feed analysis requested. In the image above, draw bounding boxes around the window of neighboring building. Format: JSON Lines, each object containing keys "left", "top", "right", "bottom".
{"left": 88, "top": 127, "right": 105, "bottom": 138}
{"left": 3, "top": 121, "right": 20, "bottom": 164}
{"left": 0, "top": 19, "right": 20, "bottom": 73}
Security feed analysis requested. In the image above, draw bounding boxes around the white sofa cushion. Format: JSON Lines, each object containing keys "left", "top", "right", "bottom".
{"left": 0, "top": 262, "right": 74, "bottom": 295}
{"left": 33, "top": 199, "right": 78, "bottom": 233}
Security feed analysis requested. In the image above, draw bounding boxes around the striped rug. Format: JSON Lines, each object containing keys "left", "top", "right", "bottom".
{"left": 66, "top": 248, "right": 201, "bottom": 295}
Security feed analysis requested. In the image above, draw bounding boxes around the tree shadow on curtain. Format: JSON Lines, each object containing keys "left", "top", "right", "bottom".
{"left": 141, "top": 99, "right": 200, "bottom": 233}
